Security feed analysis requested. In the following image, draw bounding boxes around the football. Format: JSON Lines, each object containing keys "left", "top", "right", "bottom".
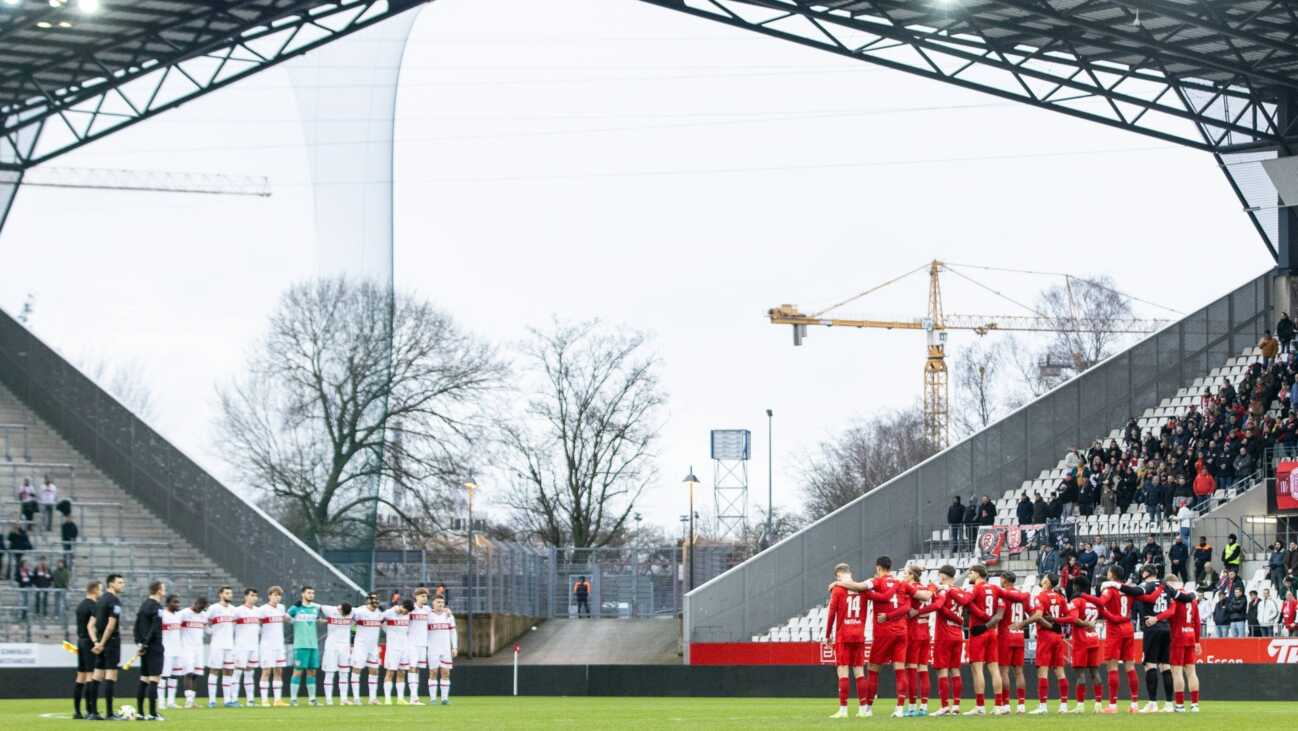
{"left": 118, "top": 704, "right": 138, "bottom": 721}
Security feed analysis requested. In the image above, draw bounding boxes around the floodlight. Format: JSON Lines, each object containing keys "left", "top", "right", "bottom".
{"left": 77, "top": 0, "right": 98, "bottom": 12}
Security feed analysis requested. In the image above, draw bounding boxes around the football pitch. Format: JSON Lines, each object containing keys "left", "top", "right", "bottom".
{"left": 5, "top": 698, "right": 1298, "bottom": 729}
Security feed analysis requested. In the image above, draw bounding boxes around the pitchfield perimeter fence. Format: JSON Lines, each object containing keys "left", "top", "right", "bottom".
{"left": 685, "top": 272, "right": 1277, "bottom": 650}
{"left": 331, "top": 543, "right": 747, "bottom": 619}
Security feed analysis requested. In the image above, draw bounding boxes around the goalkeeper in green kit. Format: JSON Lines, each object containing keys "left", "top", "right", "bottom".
{"left": 287, "top": 586, "right": 321, "bottom": 705}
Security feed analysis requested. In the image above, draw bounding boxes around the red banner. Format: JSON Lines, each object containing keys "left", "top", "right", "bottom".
{"left": 691, "top": 638, "right": 1298, "bottom": 666}
{"left": 1277, "top": 460, "right": 1298, "bottom": 511}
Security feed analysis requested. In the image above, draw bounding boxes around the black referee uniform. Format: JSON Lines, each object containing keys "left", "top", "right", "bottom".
{"left": 1128, "top": 577, "right": 1173, "bottom": 704}
{"left": 134, "top": 595, "right": 164, "bottom": 718}
{"left": 74, "top": 596, "right": 97, "bottom": 718}
{"left": 93, "top": 589, "right": 124, "bottom": 715}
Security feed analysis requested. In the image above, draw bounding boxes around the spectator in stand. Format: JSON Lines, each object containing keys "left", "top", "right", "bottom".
{"left": 1286, "top": 541, "right": 1298, "bottom": 581}
{"left": 1257, "top": 587, "right": 1281, "bottom": 637}
{"left": 15, "top": 558, "right": 32, "bottom": 620}
{"left": 1169, "top": 535, "right": 1189, "bottom": 582}
{"left": 1060, "top": 555, "right": 1081, "bottom": 598}
{"left": 962, "top": 497, "right": 978, "bottom": 551}
{"left": 1058, "top": 537, "right": 1077, "bottom": 562}
{"left": 1175, "top": 500, "right": 1194, "bottom": 543}
{"left": 1100, "top": 478, "right": 1117, "bottom": 515}
{"left": 1226, "top": 586, "right": 1249, "bottom": 637}
{"left": 1192, "top": 467, "right": 1216, "bottom": 509}
{"left": 1016, "top": 494, "right": 1032, "bottom": 526}
{"left": 1037, "top": 543, "right": 1060, "bottom": 577}
{"left": 1247, "top": 589, "right": 1261, "bottom": 636}
{"left": 17, "top": 479, "right": 38, "bottom": 529}
{"left": 1078, "top": 542, "right": 1098, "bottom": 577}
{"left": 434, "top": 583, "right": 449, "bottom": 605}
{"left": 1222, "top": 568, "right": 1245, "bottom": 596}
{"left": 52, "top": 559, "right": 69, "bottom": 619}
{"left": 1118, "top": 540, "right": 1139, "bottom": 578}
{"left": 572, "top": 576, "right": 591, "bottom": 618}
{"left": 1232, "top": 448, "right": 1254, "bottom": 486}
{"left": 60, "top": 515, "right": 77, "bottom": 568}
{"left": 0, "top": 529, "right": 5, "bottom": 580}
{"left": 38, "top": 477, "right": 57, "bottom": 532}
{"left": 1278, "top": 313, "right": 1295, "bottom": 354}
{"left": 1141, "top": 534, "right": 1165, "bottom": 576}
{"left": 947, "top": 496, "right": 965, "bottom": 553}
{"left": 1193, "top": 537, "right": 1214, "bottom": 580}
{"left": 32, "top": 557, "right": 51, "bottom": 616}
{"left": 1093, "top": 540, "right": 1110, "bottom": 564}
{"left": 1222, "top": 533, "right": 1243, "bottom": 573}
{"left": 1212, "top": 591, "right": 1230, "bottom": 637}
{"left": 1031, "top": 493, "right": 1048, "bottom": 523}
{"left": 1059, "top": 471, "right": 1079, "bottom": 520}
{"left": 1282, "top": 591, "right": 1298, "bottom": 637}
{"left": 7, "top": 522, "right": 31, "bottom": 580}
{"left": 977, "top": 495, "right": 996, "bottom": 526}
{"left": 1259, "top": 329, "right": 1280, "bottom": 367}
{"left": 1144, "top": 476, "right": 1165, "bottom": 522}
{"left": 1079, "top": 476, "right": 1098, "bottom": 516}
{"left": 1269, "top": 541, "right": 1288, "bottom": 591}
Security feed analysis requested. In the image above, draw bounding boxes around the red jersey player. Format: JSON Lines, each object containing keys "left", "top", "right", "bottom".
{"left": 1069, "top": 576, "right": 1105, "bottom": 713}
{"left": 1082, "top": 565, "right": 1142, "bottom": 713}
{"left": 1147, "top": 576, "right": 1200, "bottom": 713}
{"left": 833, "top": 555, "right": 927, "bottom": 718}
{"left": 995, "top": 571, "right": 1032, "bottom": 714}
{"left": 1281, "top": 590, "right": 1298, "bottom": 637}
{"left": 916, "top": 565, "right": 965, "bottom": 717}
{"left": 1015, "top": 573, "right": 1083, "bottom": 714}
{"left": 900, "top": 565, "right": 936, "bottom": 717}
{"left": 951, "top": 565, "right": 1005, "bottom": 716}
{"left": 824, "top": 563, "right": 871, "bottom": 718}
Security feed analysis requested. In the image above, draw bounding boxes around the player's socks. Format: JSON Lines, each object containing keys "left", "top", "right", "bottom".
{"left": 896, "top": 670, "right": 908, "bottom": 709}
{"left": 1144, "top": 668, "right": 1158, "bottom": 700}
{"left": 1076, "top": 683, "right": 1086, "bottom": 704}
{"left": 1058, "top": 679, "right": 1069, "bottom": 706}
{"left": 919, "top": 671, "right": 929, "bottom": 705}
{"left": 207, "top": 672, "right": 219, "bottom": 702}
{"left": 273, "top": 679, "right": 283, "bottom": 703}
{"left": 228, "top": 669, "right": 240, "bottom": 702}
{"left": 384, "top": 679, "right": 393, "bottom": 703}
{"left": 322, "top": 672, "right": 334, "bottom": 703}
{"left": 407, "top": 673, "right": 419, "bottom": 702}
{"left": 86, "top": 680, "right": 99, "bottom": 716}
{"left": 975, "top": 692, "right": 984, "bottom": 709}
{"left": 1017, "top": 686, "right": 1026, "bottom": 707}
{"left": 952, "top": 676, "right": 963, "bottom": 710}
{"left": 396, "top": 678, "right": 405, "bottom": 702}
{"left": 103, "top": 679, "right": 115, "bottom": 715}
{"left": 260, "top": 678, "right": 270, "bottom": 705}
{"left": 937, "top": 676, "right": 949, "bottom": 709}
{"left": 907, "top": 668, "right": 918, "bottom": 705}
{"left": 1161, "top": 670, "right": 1173, "bottom": 703}
{"left": 306, "top": 676, "right": 316, "bottom": 702}
{"left": 368, "top": 675, "right": 379, "bottom": 702}
{"left": 148, "top": 682, "right": 158, "bottom": 718}
{"left": 1037, "top": 677, "right": 1049, "bottom": 704}
{"left": 1126, "top": 669, "right": 1139, "bottom": 703}
{"left": 136, "top": 679, "right": 147, "bottom": 715}
{"left": 244, "top": 670, "right": 256, "bottom": 703}
{"left": 1107, "top": 670, "right": 1119, "bottom": 704}
{"left": 1190, "top": 690, "right": 1199, "bottom": 704}
{"left": 440, "top": 680, "right": 450, "bottom": 703}
{"left": 74, "top": 680, "right": 84, "bottom": 716}
{"left": 864, "top": 669, "right": 879, "bottom": 706}
{"left": 1093, "top": 683, "right": 1102, "bottom": 705}
{"left": 1174, "top": 691, "right": 1184, "bottom": 705}
{"left": 854, "top": 675, "right": 867, "bottom": 705}
{"left": 351, "top": 677, "right": 361, "bottom": 704}
{"left": 837, "top": 677, "right": 849, "bottom": 707}
{"left": 290, "top": 675, "right": 300, "bottom": 701}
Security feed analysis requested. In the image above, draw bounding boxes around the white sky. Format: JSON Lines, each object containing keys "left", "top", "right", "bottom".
{"left": 0, "top": 0, "right": 1274, "bottom": 535}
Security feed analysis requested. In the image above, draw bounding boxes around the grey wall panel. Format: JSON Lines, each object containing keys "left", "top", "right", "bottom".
{"left": 685, "top": 271, "right": 1275, "bottom": 643}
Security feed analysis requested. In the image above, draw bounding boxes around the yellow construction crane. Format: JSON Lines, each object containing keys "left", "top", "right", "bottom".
{"left": 769, "top": 260, "right": 1169, "bottom": 449}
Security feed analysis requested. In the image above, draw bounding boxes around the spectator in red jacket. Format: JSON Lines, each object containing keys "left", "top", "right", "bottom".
{"left": 1192, "top": 468, "right": 1217, "bottom": 509}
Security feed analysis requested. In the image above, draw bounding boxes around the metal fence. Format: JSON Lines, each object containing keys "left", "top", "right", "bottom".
{"left": 330, "top": 542, "right": 744, "bottom": 619}
{"left": 0, "top": 307, "right": 364, "bottom": 601}
{"left": 685, "top": 271, "right": 1276, "bottom": 649}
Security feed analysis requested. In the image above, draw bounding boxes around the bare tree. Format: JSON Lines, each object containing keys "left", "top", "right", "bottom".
{"left": 500, "top": 320, "right": 666, "bottom": 548}
{"left": 800, "top": 407, "right": 938, "bottom": 520}
{"left": 17, "top": 293, "right": 34, "bottom": 326}
{"left": 78, "top": 355, "right": 157, "bottom": 421}
{"left": 216, "top": 277, "right": 506, "bottom": 550}
{"left": 952, "top": 339, "right": 1008, "bottom": 438}
{"left": 1038, "top": 275, "right": 1134, "bottom": 371}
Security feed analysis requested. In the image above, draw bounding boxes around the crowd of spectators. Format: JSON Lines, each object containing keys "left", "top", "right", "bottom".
{"left": 5, "top": 474, "right": 82, "bottom": 623}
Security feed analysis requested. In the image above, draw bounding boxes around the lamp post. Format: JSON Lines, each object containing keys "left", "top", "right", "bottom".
{"left": 683, "top": 468, "right": 700, "bottom": 592}
{"left": 464, "top": 480, "right": 478, "bottom": 658}
{"left": 632, "top": 511, "right": 642, "bottom": 616}
{"left": 765, "top": 408, "right": 773, "bottom": 549}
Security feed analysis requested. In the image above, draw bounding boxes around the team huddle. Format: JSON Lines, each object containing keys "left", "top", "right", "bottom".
{"left": 73, "top": 576, "right": 458, "bottom": 721}
{"left": 823, "top": 556, "right": 1203, "bottom": 719}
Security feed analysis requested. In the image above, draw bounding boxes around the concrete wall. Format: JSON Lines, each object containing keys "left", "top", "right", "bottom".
{"left": 687, "top": 272, "right": 1276, "bottom": 648}
{"left": 461, "top": 613, "right": 541, "bottom": 658}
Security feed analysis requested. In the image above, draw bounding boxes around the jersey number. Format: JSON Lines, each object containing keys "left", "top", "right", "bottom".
{"left": 847, "top": 595, "right": 862, "bottom": 619}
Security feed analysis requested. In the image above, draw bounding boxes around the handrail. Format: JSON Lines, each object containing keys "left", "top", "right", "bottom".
{"left": 0, "top": 423, "right": 30, "bottom": 461}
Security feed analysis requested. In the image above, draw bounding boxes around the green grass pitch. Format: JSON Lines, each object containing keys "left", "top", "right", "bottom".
{"left": 5, "top": 698, "right": 1298, "bottom": 729}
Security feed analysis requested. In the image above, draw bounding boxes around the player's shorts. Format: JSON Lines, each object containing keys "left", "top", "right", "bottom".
{"left": 140, "top": 646, "right": 165, "bottom": 677}
{"left": 321, "top": 644, "right": 350, "bottom": 673}
{"left": 1071, "top": 643, "right": 1102, "bottom": 669}
{"left": 350, "top": 643, "right": 379, "bottom": 669}
{"left": 869, "top": 631, "right": 907, "bottom": 665}
{"left": 382, "top": 645, "right": 410, "bottom": 671}
{"left": 835, "top": 641, "right": 866, "bottom": 668}
{"left": 1105, "top": 630, "right": 1139, "bottom": 663}
{"left": 1000, "top": 644, "right": 1025, "bottom": 667}
{"left": 181, "top": 646, "right": 203, "bottom": 674}
{"left": 905, "top": 637, "right": 930, "bottom": 666}
{"left": 432, "top": 651, "right": 454, "bottom": 669}
{"left": 1141, "top": 628, "right": 1170, "bottom": 665}
{"left": 259, "top": 644, "right": 287, "bottom": 668}
{"left": 161, "top": 651, "right": 187, "bottom": 677}
{"left": 95, "top": 642, "right": 121, "bottom": 671}
{"left": 1035, "top": 631, "right": 1065, "bottom": 668}
{"left": 77, "top": 639, "right": 96, "bottom": 673}
{"left": 932, "top": 638, "right": 963, "bottom": 670}
{"left": 293, "top": 648, "right": 320, "bottom": 670}
{"left": 207, "top": 646, "right": 235, "bottom": 669}
{"left": 232, "top": 647, "right": 259, "bottom": 669}
{"left": 406, "top": 645, "right": 428, "bottom": 669}
{"left": 967, "top": 630, "right": 998, "bottom": 664}
{"left": 1169, "top": 643, "right": 1197, "bottom": 666}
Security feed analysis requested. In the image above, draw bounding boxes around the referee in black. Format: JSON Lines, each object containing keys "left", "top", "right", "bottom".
{"left": 1124, "top": 564, "right": 1174, "bottom": 710}
{"left": 90, "top": 573, "right": 126, "bottom": 719}
{"left": 73, "top": 580, "right": 102, "bottom": 720}
{"left": 134, "top": 580, "right": 166, "bottom": 720}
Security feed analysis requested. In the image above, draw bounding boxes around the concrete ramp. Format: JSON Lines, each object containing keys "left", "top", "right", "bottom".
{"left": 473, "top": 617, "right": 681, "bottom": 665}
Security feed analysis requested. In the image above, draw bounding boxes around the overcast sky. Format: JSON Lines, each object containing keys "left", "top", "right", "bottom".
{"left": 0, "top": 0, "right": 1274, "bottom": 536}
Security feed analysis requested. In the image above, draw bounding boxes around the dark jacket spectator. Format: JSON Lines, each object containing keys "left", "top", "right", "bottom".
{"left": 1118, "top": 543, "right": 1139, "bottom": 578}
{"left": 1279, "top": 313, "right": 1295, "bottom": 351}
{"left": 946, "top": 497, "right": 965, "bottom": 527}
{"left": 1194, "top": 539, "right": 1214, "bottom": 575}
{"left": 1031, "top": 496, "right": 1048, "bottom": 523}
{"left": 1016, "top": 496, "right": 1033, "bottom": 525}
{"left": 1079, "top": 545, "right": 1098, "bottom": 576}
{"left": 1038, "top": 546, "right": 1060, "bottom": 576}
{"left": 977, "top": 497, "right": 996, "bottom": 526}
{"left": 1198, "top": 564, "right": 1220, "bottom": 594}
{"left": 1142, "top": 536, "right": 1165, "bottom": 568}
{"left": 1247, "top": 592, "right": 1261, "bottom": 635}
{"left": 1285, "top": 541, "right": 1298, "bottom": 576}
{"left": 1169, "top": 538, "right": 1189, "bottom": 580}
{"left": 1213, "top": 595, "right": 1230, "bottom": 627}
{"left": 1269, "top": 543, "right": 1287, "bottom": 589}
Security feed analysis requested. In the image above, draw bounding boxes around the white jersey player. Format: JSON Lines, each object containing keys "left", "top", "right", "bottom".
{"left": 381, "top": 601, "right": 412, "bottom": 704}
{"left": 405, "top": 589, "right": 431, "bottom": 704}
{"left": 257, "top": 587, "right": 289, "bottom": 706}
{"left": 205, "top": 586, "right": 238, "bottom": 708}
{"left": 160, "top": 596, "right": 186, "bottom": 709}
{"left": 428, "top": 595, "right": 458, "bottom": 705}
{"left": 232, "top": 588, "right": 262, "bottom": 705}
{"left": 319, "top": 602, "right": 354, "bottom": 705}
{"left": 177, "top": 597, "right": 209, "bottom": 708}
{"left": 350, "top": 594, "right": 384, "bottom": 705}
